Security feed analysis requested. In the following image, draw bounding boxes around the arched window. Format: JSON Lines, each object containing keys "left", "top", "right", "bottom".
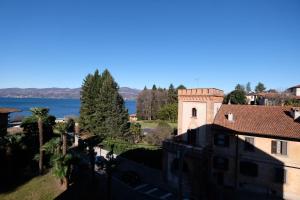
{"left": 192, "top": 108, "right": 197, "bottom": 117}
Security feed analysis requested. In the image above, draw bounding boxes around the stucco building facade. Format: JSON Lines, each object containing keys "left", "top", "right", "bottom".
{"left": 163, "top": 88, "right": 300, "bottom": 199}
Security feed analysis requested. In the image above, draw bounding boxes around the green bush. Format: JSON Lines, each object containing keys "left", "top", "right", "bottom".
{"left": 102, "top": 138, "right": 158, "bottom": 155}
{"left": 144, "top": 121, "right": 173, "bottom": 146}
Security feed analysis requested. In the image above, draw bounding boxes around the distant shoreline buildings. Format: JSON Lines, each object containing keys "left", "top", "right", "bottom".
{"left": 246, "top": 84, "right": 300, "bottom": 106}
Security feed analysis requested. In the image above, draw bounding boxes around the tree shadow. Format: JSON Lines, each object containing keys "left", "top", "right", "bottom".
{"left": 118, "top": 148, "right": 163, "bottom": 170}
{"left": 0, "top": 137, "right": 39, "bottom": 193}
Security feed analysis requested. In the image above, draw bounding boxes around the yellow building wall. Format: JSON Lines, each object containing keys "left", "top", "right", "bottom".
{"left": 212, "top": 133, "right": 300, "bottom": 199}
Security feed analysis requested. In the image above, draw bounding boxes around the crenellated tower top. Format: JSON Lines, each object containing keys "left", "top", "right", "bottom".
{"left": 178, "top": 88, "right": 224, "bottom": 102}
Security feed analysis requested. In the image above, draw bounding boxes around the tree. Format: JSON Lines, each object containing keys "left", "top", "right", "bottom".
{"left": 51, "top": 153, "right": 73, "bottom": 189}
{"left": 137, "top": 89, "right": 153, "bottom": 120}
{"left": 255, "top": 82, "right": 266, "bottom": 93}
{"left": 151, "top": 85, "right": 159, "bottom": 120}
{"left": 168, "top": 84, "right": 177, "bottom": 104}
{"left": 224, "top": 90, "right": 247, "bottom": 105}
{"left": 137, "top": 83, "right": 181, "bottom": 121}
{"left": 43, "top": 136, "right": 77, "bottom": 189}
{"left": 79, "top": 70, "right": 101, "bottom": 133}
{"left": 158, "top": 103, "right": 178, "bottom": 122}
{"left": 80, "top": 69, "right": 129, "bottom": 138}
{"left": 285, "top": 98, "right": 300, "bottom": 107}
{"left": 144, "top": 121, "right": 173, "bottom": 146}
{"left": 152, "top": 84, "right": 157, "bottom": 91}
{"left": 235, "top": 84, "right": 245, "bottom": 92}
{"left": 246, "top": 82, "right": 251, "bottom": 93}
{"left": 30, "top": 107, "right": 50, "bottom": 175}
{"left": 129, "top": 123, "right": 142, "bottom": 143}
{"left": 137, "top": 85, "right": 169, "bottom": 120}
{"left": 96, "top": 69, "right": 129, "bottom": 137}
{"left": 177, "top": 85, "right": 186, "bottom": 90}
{"left": 54, "top": 122, "right": 68, "bottom": 156}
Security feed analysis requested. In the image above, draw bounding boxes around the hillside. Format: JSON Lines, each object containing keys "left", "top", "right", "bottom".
{"left": 0, "top": 87, "right": 140, "bottom": 100}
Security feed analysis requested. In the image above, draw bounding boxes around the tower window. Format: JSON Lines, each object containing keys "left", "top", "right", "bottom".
{"left": 192, "top": 108, "right": 197, "bottom": 117}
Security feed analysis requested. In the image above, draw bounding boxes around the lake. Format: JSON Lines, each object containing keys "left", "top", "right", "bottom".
{"left": 0, "top": 98, "right": 136, "bottom": 119}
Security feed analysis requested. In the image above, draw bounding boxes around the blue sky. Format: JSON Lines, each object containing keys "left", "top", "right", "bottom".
{"left": 0, "top": 0, "right": 299, "bottom": 93}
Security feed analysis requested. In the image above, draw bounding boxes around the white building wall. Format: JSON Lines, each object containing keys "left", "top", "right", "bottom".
{"left": 296, "top": 88, "right": 300, "bottom": 96}
{"left": 214, "top": 103, "right": 222, "bottom": 118}
{"left": 181, "top": 102, "right": 207, "bottom": 146}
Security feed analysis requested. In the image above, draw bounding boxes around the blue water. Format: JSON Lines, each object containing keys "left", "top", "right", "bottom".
{"left": 0, "top": 98, "right": 136, "bottom": 119}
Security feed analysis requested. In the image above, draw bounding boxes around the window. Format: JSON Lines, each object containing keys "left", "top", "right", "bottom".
{"left": 244, "top": 137, "right": 254, "bottom": 152}
{"left": 192, "top": 108, "right": 197, "bottom": 117}
{"left": 213, "top": 156, "right": 229, "bottom": 171}
{"left": 214, "top": 133, "right": 229, "bottom": 147}
{"left": 274, "top": 167, "right": 286, "bottom": 184}
{"left": 240, "top": 161, "right": 258, "bottom": 177}
{"left": 271, "top": 140, "right": 287, "bottom": 155}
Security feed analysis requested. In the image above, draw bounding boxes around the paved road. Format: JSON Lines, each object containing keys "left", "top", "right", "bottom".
{"left": 133, "top": 183, "right": 176, "bottom": 200}
{"left": 95, "top": 170, "right": 176, "bottom": 200}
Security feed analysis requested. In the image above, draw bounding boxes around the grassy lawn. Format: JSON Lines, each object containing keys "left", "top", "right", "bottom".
{"left": 102, "top": 138, "right": 159, "bottom": 155}
{"left": 137, "top": 120, "right": 177, "bottom": 129}
{"left": 0, "top": 172, "right": 63, "bottom": 200}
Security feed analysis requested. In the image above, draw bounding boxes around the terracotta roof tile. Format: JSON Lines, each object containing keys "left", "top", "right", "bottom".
{"left": 0, "top": 108, "right": 21, "bottom": 114}
{"left": 290, "top": 84, "right": 300, "bottom": 88}
{"left": 214, "top": 105, "right": 300, "bottom": 140}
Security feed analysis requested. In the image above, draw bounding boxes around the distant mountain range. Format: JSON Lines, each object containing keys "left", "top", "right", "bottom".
{"left": 0, "top": 87, "right": 141, "bottom": 100}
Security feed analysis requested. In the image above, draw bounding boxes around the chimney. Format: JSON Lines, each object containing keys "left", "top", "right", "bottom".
{"left": 227, "top": 113, "right": 234, "bottom": 122}
{"left": 292, "top": 108, "right": 300, "bottom": 121}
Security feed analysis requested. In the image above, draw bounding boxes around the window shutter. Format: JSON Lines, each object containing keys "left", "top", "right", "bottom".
{"left": 271, "top": 140, "right": 277, "bottom": 154}
{"left": 281, "top": 141, "right": 287, "bottom": 155}
{"left": 250, "top": 137, "right": 254, "bottom": 145}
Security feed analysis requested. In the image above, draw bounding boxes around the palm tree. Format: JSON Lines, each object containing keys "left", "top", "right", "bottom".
{"left": 51, "top": 153, "right": 72, "bottom": 189}
{"left": 43, "top": 136, "right": 72, "bottom": 189}
{"left": 54, "top": 122, "right": 67, "bottom": 156}
{"left": 30, "top": 107, "right": 49, "bottom": 175}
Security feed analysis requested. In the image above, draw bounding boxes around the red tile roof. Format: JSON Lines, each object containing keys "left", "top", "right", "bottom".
{"left": 256, "top": 92, "right": 280, "bottom": 99}
{"left": 289, "top": 84, "right": 300, "bottom": 89}
{"left": 214, "top": 105, "right": 300, "bottom": 140}
{"left": 0, "top": 108, "right": 21, "bottom": 114}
